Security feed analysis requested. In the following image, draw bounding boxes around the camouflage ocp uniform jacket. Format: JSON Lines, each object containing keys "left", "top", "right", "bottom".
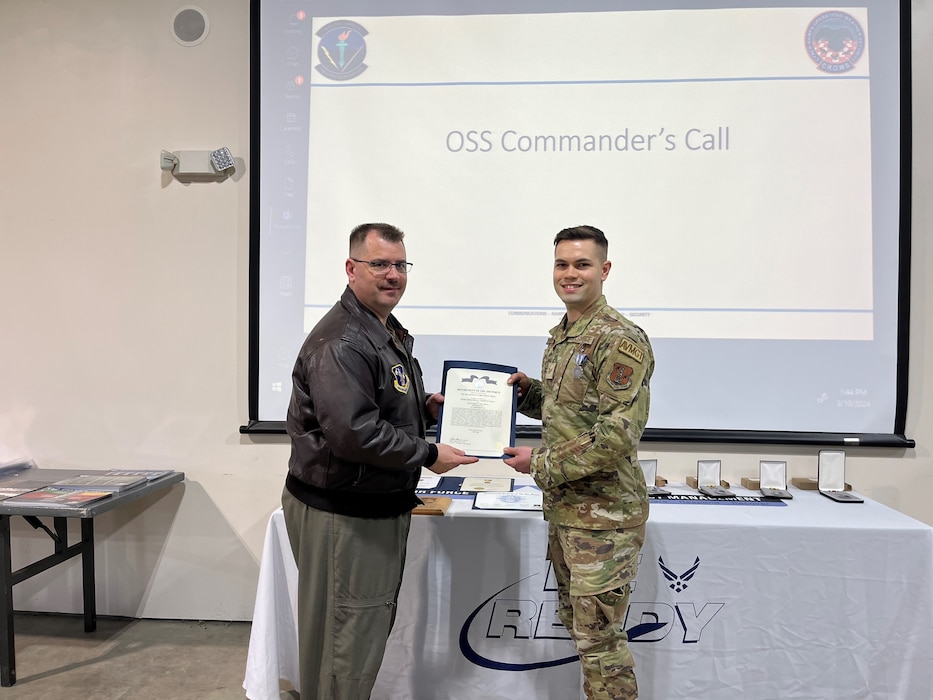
{"left": 518, "top": 295, "right": 654, "bottom": 531}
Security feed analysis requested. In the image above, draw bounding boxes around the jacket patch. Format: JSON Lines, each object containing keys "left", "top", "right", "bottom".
{"left": 607, "top": 363, "right": 634, "bottom": 391}
{"left": 618, "top": 338, "right": 645, "bottom": 364}
{"left": 391, "top": 364, "right": 410, "bottom": 394}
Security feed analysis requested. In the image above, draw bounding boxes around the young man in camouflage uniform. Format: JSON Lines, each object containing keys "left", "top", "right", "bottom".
{"left": 503, "top": 225, "right": 654, "bottom": 700}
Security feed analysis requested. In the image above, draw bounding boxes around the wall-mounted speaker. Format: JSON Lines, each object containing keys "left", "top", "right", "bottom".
{"left": 172, "top": 6, "right": 210, "bottom": 47}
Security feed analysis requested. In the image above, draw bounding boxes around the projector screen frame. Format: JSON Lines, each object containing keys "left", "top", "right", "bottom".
{"left": 243, "top": 0, "right": 914, "bottom": 449}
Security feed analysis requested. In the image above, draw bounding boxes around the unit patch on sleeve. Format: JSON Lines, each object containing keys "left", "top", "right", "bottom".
{"left": 607, "top": 363, "right": 634, "bottom": 391}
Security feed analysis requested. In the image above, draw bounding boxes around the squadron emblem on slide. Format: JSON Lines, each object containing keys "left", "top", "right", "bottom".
{"left": 315, "top": 20, "right": 368, "bottom": 81}
{"left": 805, "top": 11, "right": 865, "bottom": 74}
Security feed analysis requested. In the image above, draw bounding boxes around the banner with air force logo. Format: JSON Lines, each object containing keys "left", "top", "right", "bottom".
{"left": 373, "top": 505, "right": 933, "bottom": 700}
{"left": 374, "top": 514, "right": 733, "bottom": 699}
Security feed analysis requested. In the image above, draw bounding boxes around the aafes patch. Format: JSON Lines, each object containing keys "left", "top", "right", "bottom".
{"left": 608, "top": 362, "right": 634, "bottom": 391}
{"left": 618, "top": 338, "right": 645, "bottom": 364}
{"left": 391, "top": 364, "right": 410, "bottom": 394}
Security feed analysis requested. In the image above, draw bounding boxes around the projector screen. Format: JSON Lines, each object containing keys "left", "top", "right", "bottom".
{"left": 247, "top": 0, "right": 912, "bottom": 446}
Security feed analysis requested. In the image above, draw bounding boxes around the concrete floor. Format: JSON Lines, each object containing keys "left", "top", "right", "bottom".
{"left": 1, "top": 613, "right": 285, "bottom": 700}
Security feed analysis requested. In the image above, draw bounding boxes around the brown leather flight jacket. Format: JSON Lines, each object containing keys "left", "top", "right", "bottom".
{"left": 285, "top": 287, "right": 432, "bottom": 495}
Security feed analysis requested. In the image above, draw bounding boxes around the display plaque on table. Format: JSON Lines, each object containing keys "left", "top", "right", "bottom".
{"left": 436, "top": 361, "right": 518, "bottom": 458}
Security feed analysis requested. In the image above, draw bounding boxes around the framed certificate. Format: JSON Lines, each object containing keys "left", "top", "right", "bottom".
{"left": 436, "top": 360, "right": 518, "bottom": 458}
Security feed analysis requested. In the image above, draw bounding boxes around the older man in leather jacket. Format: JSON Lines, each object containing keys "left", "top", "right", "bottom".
{"left": 282, "top": 222, "right": 477, "bottom": 700}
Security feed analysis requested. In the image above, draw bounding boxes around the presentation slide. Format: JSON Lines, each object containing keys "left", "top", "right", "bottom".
{"left": 305, "top": 9, "right": 873, "bottom": 342}
{"left": 255, "top": 1, "right": 906, "bottom": 439}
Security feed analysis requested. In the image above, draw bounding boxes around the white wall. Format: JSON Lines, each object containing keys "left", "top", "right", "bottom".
{"left": 0, "top": 0, "right": 929, "bottom": 621}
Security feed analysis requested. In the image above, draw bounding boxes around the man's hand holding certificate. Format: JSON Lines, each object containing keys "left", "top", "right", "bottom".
{"left": 436, "top": 361, "right": 518, "bottom": 458}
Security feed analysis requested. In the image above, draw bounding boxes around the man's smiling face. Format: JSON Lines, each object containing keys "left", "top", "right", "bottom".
{"left": 552, "top": 239, "right": 611, "bottom": 321}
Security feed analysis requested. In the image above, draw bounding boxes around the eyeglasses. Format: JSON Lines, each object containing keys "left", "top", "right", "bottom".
{"left": 350, "top": 258, "right": 413, "bottom": 274}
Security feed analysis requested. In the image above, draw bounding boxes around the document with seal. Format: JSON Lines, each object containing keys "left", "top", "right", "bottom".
{"left": 460, "top": 477, "right": 513, "bottom": 492}
{"left": 436, "top": 360, "right": 518, "bottom": 458}
{"left": 473, "top": 488, "right": 543, "bottom": 511}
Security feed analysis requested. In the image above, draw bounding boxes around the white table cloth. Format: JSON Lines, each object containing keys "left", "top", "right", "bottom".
{"left": 245, "top": 483, "right": 933, "bottom": 700}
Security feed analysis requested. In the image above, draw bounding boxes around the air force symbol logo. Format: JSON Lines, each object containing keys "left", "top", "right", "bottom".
{"left": 315, "top": 20, "right": 368, "bottom": 81}
{"left": 659, "top": 556, "right": 700, "bottom": 593}
{"left": 805, "top": 12, "right": 865, "bottom": 74}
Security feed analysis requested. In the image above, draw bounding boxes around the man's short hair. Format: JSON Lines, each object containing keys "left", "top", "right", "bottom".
{"left": 553, "top": 225, "right": 608, "bottom": 260}
{"left": 349, "top": 223, "right": 405, "bottom": 254}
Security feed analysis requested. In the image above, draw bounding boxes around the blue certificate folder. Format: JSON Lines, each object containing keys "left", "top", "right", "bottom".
{"left": 435, "top": 360, "right": 518, "bottom": 459}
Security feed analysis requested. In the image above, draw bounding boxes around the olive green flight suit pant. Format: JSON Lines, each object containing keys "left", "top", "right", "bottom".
{"left": 282, "top": 488, "right": 410, "bottom": 700}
